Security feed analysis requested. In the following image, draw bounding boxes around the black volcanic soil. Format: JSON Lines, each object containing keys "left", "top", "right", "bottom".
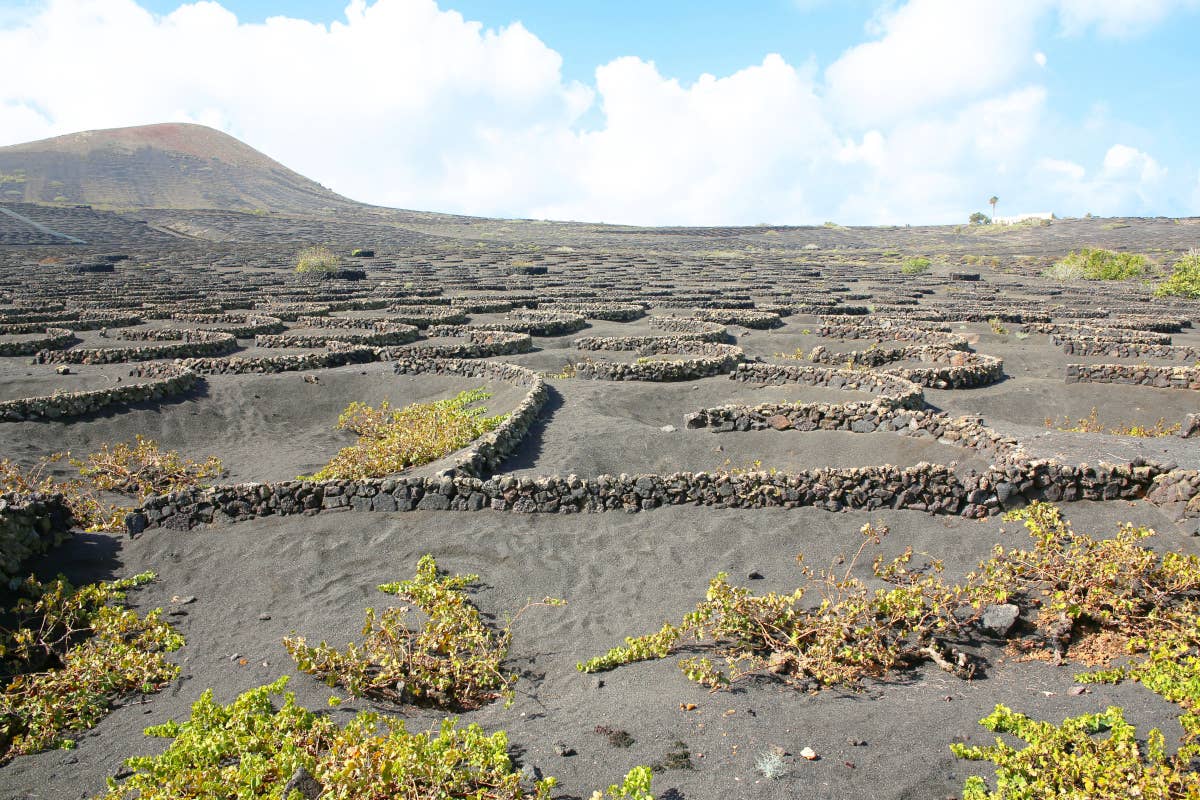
{"left": 0, "top": 203, "right": 1198, "bottom": 800}
{"left": 2, "top": 503, "right": 1195, "bottom": 800}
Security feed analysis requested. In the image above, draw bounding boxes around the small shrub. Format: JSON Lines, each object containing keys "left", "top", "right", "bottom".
{"left": 583, "top": 504, "right": 1200, "bottom": 692}
{"left": 579, "top": 523, "right": 977, "bottom": 689}
{"left": 900, "top": 256, "right": 931, "bottom": 275}
{"left": 1047, "top": 248, "right": 1151, "bottom": 281}
{"left": 1, "top": 573, "right": 182, "bottom": 762}
{"left": 295, "top": 245, "right": 339, "bottom": 274}
{"left": 97, "top": 677, "right": 568, "bottom": 800}
{"left": 284, "top": 555, "right": 562, "bottom": 710}
{"left": 301, "top": 389, "right": 506, "bottom": 480}
{"left": 984, "top": 503, "right": 1200, "bottom": 665}
{"left": 1045, "top": 408, "right": 1180, "bottom": 437}
{"left": 1155, "top": 249, "right": 1200, "bottom": 298}
{"left": 968, "top": 212, "right": 991, "bottom": 225}
{"left": 953, "top": 704, "right": 1197, "bottom": 799}
{"left": 987, "top": 317, "right": 1009, "bottom": 335}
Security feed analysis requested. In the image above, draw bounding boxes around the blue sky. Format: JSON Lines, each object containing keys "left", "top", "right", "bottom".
{"left": 2, "top": 0, "right": 1199, "bottom": 224}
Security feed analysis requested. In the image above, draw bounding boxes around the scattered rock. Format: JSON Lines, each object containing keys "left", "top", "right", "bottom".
{"left": 660, "top": 424, "right": 676, "bottom": 433}
{"left": 799, "top": 747, "right": 818, "bottom": 761}
{"left": 554, "top": 742, "right": 575, "bottom": 757}
{"left": 748, "top": 570, "right": 764, "bottom": 580}
{"left": 54, "top": 365, "right": 70, "bottom": 375}
{"left": 980, "top": 603, "right": 1020, "bottom": 637}
{"left": 257, "top": 613, "right": 271, "bottom": 621}
{"left": 1181, "top": 413, "right": 1200, "bottom": 439}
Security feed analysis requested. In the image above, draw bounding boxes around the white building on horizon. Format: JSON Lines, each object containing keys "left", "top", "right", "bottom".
{"left": 993, "top": 212, "right": 1054, "bottom": 225}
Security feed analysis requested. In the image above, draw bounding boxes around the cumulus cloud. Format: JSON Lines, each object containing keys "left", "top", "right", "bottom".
{"left": 1033, "top": 144, "right": 1168, "bottom": 215}
{"left": 824, "top": 0, "right": 1045, "bottom": 128}
{"left": 1056, "top": 0, "right": 1200, "bottom": 37}
{"left": 0, "top": 0, "right": 1193, "bottom": 224}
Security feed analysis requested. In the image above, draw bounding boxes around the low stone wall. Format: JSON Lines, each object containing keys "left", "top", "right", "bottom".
{"left": 129, "top": 346, "right": 380, "bottom": 377}
{"left": 1106, "top": 315, "right": 1189, "bottom": 334}
{"left": 384, "top": 306, "right": 471, "bottom": 327}
{"left": 647, "top": 316, "right": 729, "bottom": 339}
{"left": 1066, "top": 363, "right": 1200, "bottom": 390}
{"left": 690, "top": 308, "right": 783, "bottom": 329}
{"left": 0, "top": 493, "right": 74, "bottom": 589}
{"left": 1024, "top": 323, "right": 1171, "bottom": 345}
{"left": 450, "top": 299, "right": 518, "bottom": 314}
{"left": 1054, "top": 335, "right": 1199, "bottom": 361}
{"left": 493, "top": 311, "right": 587, "bottom": 336}
{"left": 394, "top": 330, "right": 533, "bottom": 359}
{"left": 0, "top": 368, "right": 200, "bottom": 421}
{"left": 542, "top": 302, "right": 646, "bottom": 322}
{"left": 685, "top": 364, "right": 924, "bottom": 432}
{"left": 254, "top": 303, "right": 331, "bottom": 321}
{"left": 33, "top": 330, "right": 237, "bottom": 364}
{"left": 571, "top": 342, "right": 743, "bottom": 381}
{"left": 819, "top": 323, "right": 969, "bottom": 350}
{"left": 0, "top": 326, "right": 74, "bottom": 356}
{"left": 173, "top": 313, "right": 286, "bottom": 337}
{"left": 255, "top": 322, "right": 419, "bottom": 348}
{"left": 805, "top": 345, "right": 1005, "bottom": 389}
{"left": 1147, "top": 470, "right": 1200, "bottom": 518}
{"left": 122, "top": 455, "right": 1190, "bottom": 532}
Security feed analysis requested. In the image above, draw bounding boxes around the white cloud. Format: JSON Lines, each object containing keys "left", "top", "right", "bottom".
{"left": 1056, "top": 0, "right": 1199, "bottom": 37}
{"left": 1033, "top": 51, "right": 1047, "bottom": 66}
{"left": 0, "top": 0, "right": 1193, "bottom": 225}
{"left": 1033, "top": 144, "right": 1168, "bottom": 215}
{"left": 824, "top": 0, "right": 1045, "bottom": 128}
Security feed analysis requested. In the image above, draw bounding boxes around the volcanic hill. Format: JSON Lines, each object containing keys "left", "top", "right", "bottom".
{"left": 0, "top": 123, "right": 355, "bottom": 214}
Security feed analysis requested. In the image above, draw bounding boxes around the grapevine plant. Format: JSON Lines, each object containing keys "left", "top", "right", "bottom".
{"left": 579, "top": 522, "right": 978, "bottom": 689}
{"left": 301, "top": 388, "right": 507, "bottom": 480}
{"left": 285, "top": 555, "right": 562, "bottom": 710}
{"left": 98, "top": 677, "right": 652, "bottom": 800}
{"left": 0, "top": 572, "right": 183, "bottom": 762}
{"left": 954, "top": 505, "right": 1200, "bottom": 798}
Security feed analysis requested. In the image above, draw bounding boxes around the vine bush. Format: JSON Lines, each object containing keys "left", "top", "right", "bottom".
{"left": 285, "top": 555, "right": 562, "bottom": 710}
{"left": 302, "top": 389, "right": 506, "bottom": 480}
{"left": 1155, "top": 249, "right": 1200, "bottom": 299}
{"left": 0, "top": 572, "right": 182, "bottom": 762}
{"left": 582, "top": 504, "right": 1200, "bottom": 689}
{"left": 579, "top": 523, "right": 978, "bottom": 689}
{"left": 99, "top": 677, "right": 652, "bottom": 800}
{"left": 1047, "top": 248, "right": 1151, "bottom": 281}
{"left": 1045, "top": 407, "right": 1180, "bottom": 437}
{"left": 295, "top": 245, "right": 339, "bottom": 274}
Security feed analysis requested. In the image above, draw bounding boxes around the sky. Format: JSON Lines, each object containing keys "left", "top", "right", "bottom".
{"left": 1, "top": 0, "right": 1199, "bottom": 225}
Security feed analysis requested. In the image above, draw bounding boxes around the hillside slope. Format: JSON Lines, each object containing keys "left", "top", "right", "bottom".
{"left": 0, "top": 123, "right": 354, "bottom": 214}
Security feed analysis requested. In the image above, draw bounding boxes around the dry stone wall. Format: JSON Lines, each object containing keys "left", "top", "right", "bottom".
{"left": 0, "top": 368, "right": 200, "bottom": 421}
{"left": 1066, "top": 363, "right": 1200, "bottom": 390}
{"left": 0, "top": 493, "right": 74, "bottom": 588}
{"left": 33, "top": 330, "right": 237, "bottom": 364}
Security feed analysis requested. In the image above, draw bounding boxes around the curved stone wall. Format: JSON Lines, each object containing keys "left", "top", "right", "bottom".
{"left": 0, "top": 326, "right": 74, "bottom": 356}
{"left": 571, "top": 342, "right": 744, "bottom": 381}
{"left": 0, "top": 368, "right": 200, "bottom": 421}
{"left": 33, "top": 330, "right": 238, "bottom": 364}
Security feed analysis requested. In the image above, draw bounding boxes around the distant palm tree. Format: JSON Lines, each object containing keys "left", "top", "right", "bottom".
{"left": 989, "top": 196, "right": 999, "bottom": 222}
